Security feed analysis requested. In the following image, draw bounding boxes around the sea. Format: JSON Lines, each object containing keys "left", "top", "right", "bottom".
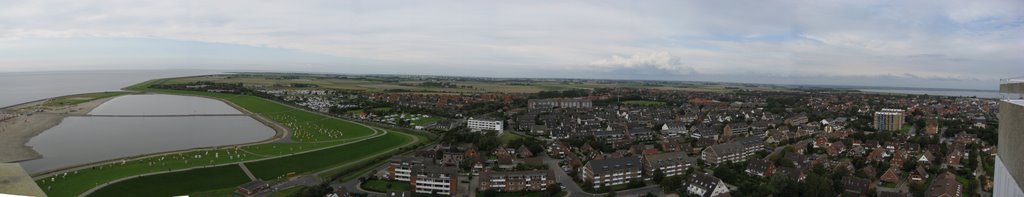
{"left": 858, "top": 88, "right": 1002, "bottom": 99}
{"left": 0, "top": 70, "right": 222, "bottom": 108}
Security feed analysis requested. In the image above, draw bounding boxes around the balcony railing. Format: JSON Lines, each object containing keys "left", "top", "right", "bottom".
{"left": 1001, "top": 76, "right": 1024, "bottom": 101}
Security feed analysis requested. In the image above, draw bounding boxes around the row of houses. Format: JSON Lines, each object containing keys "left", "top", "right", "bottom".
{"left": 579, "top": 150, "right": 698, "bottom": 189}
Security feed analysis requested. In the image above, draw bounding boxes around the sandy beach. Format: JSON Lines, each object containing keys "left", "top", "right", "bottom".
{"left": 0, "top": 97, "right": 115, "bottom": 163}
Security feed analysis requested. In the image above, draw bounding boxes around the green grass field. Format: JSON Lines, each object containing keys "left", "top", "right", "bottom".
{"left": 189, "top": 187, "right": 239, "bottom": 197}
{"left": 499, "top": 132, "right": 525, "bottom": 145}
{"left": 37, "top": 78, "right": 420, "bottom": 197}
{"left": 87, "top": 165, "right": 251, "bottom": 197}
{"left": 269, "top": 186, "right": 305, "bottom": 197}
{"left": 36, "top": 147, "right": 267, "bottom": 197}
{"left": 41, "top": 92, "right": 134, "bottom": 107}
{"left": 410, "top": 115, "right": 442, "bottom": 126}
{"left": 245, "top": 132, "right": 412, "bottom": 180}
{"left": 361, "top": 179, "right": 411, "bottom": 192}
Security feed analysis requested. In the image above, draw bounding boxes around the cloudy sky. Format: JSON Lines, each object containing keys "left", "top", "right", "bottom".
{"left": 1, "top": 0, "right": 1022, "bottom": 90}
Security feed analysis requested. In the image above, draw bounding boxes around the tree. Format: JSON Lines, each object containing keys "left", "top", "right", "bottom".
{"left": 661, "top": 175, "right": 685, "bottom": 193}
{"left": 902, "top": 160, "right": 918, "bottom": 172}
{"left": 909, "top": 182, "right": 927, "bottom": 197}
{"left": 293, "top": 182, "right": 332, "bottom": 197}
{"left": 653, "top": 168, "right": 666, "bottom": 183}
{"left": 804, "top": 174, "right": 835, "bottom": 197}
{"left": 547, "top": 183, "right": 563, "bottom": 195}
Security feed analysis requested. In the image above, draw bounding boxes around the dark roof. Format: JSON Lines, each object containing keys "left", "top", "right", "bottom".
{"left": 746, "top": 159, "right": 772, "bottom": 175}
{"left": 841, "top": 176, "right": 870, "bottom": 196}
{"left": 629, "top": 127, "right": 655, "bottom": 134}
{"left": 925, "top": 172, "right": 962, "bottom": 197}
{"left": 414, "top": 163, "right": 458, "bottom": 177}
{"left": 775, "top": 166, "right": 803, "bottom": 181}
{"left": 688, "top": 172, "right": 722, "bottom": 193}
{"left": 706, "top": 136, "right": 763, "bottom": 157}
{"left": 238, "top": 180, "right": 269, "bottom": 190}
{"left": 644, "top": 151, "right": 691, "bottom": 168}
{"left": 732, "top": 136, "right": 764, "bottom": 146}
{"left": 480, "top": 170, "right": 553, "bottom": 180}
{"left": 707, "top": 142, "right": 744, "bottom": 156}
{"left": 587, "top": 156, "right": 642, "bottom": 174}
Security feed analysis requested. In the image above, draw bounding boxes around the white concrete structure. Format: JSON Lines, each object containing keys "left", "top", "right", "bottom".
{"left": 995, "top": 78, "right": 1024, "bottom": 197}
{"left": 468, "top": 117, "right": 503, "bottom": 133}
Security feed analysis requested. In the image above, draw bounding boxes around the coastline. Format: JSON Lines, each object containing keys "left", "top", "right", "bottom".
{"left": 25, "top": 92, "right": 293, "bottom": 178}
{"left": 0, "top": 97, "right": 115, "bottom": 163}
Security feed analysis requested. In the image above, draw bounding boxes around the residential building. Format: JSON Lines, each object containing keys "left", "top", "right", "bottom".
{"left": 468, "top": 117, "right": 503, "bottom": 132}
{"left": 528, "top": 98, "right": 592, "bottom": 109}
{"left": 580, "top": 157, "right": 643, "bottom": 188}
{"left": 236, "top": 180, "right": 270, "bottom": 196}
{"left": 643, "top": 151, "right": 693, "bottom": 178}
{"left": 412, "top": 164, "right": 459, "bottom": 196}
{"left": 701, "top": 136, "right": 764, "bottom": 164}
{"left": 926, "top": 172, "right": 962, "bottom": 197}
{"left": 723, "top": 122, "right": 748, "bottom": 141}
{"left": 873, "top": 108, "right": 905, "bottom": 131}
{"left": 387, "top": 156, "right": 431, "bottom": 181}
{"left": 925, "top": 118, "right": 939, "bottom": 135}
{"left": 478, "top": 170, "right": 555, "bottom": 192}
{"left": 662, "top": 122, "right": 687, "bottom": 137}
{"left": 996, "top": 78, "right": 1024, "bottom": 197}
{"left": 686, "top": 172, "right": 729, "bottom": 197}
{"left": 745, "top": 159, "right": 775, "bottom": 177}
{"left": 841, "top": 176, "right": 870, "bottom": 197}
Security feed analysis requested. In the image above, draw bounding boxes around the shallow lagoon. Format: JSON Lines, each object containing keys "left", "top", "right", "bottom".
{"left": 20, "top": 94, "right": 275, "bottom": 174}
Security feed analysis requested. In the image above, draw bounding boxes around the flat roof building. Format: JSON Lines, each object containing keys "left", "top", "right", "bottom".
{"left": 528, "top": 98, "right": 592, "bottom": 110}
{"left": 468, "top": 117, "right": 503, "bottom": 133}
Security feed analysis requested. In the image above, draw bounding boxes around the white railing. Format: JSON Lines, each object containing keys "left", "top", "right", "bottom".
{"left": 1001, "top": 76, "right": 1024, "bottom": 100}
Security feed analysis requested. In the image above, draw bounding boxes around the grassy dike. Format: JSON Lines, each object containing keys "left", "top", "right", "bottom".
{"left": 35, "top": 78, "right": 427, "bottom": 197}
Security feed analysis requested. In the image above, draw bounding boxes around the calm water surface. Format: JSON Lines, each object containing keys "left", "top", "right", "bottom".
{"left": 859, "top": 89, "right": 1001, "bottom": 99}
{"left": 0, "top": 70, "right": 221, "bottom": 108}
{"left": 19, "top": 94, "right": 275, "bottom": 174}
{"left": 90, "top": 94, "right": 242, "bottom": 115}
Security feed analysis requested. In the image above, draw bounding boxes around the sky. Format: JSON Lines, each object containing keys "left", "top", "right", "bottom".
{"left": 1, "top": 0, "right": 1022, "bottom": 90}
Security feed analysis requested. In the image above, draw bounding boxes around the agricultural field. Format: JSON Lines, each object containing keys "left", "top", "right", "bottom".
{"left": 161, "top": 74, "right": 786, "bottom": 94}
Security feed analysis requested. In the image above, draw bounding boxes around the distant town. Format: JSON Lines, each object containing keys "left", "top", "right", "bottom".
{"left": 141, "top": 73, "right": 999, "bottom": 197}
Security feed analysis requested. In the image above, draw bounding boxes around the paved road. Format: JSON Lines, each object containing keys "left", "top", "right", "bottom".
{"left": 540, "top": 154, "right": 588, "bottom": 196}
{"left": 251, "top": 175, "right": 322, "bottom": 197}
